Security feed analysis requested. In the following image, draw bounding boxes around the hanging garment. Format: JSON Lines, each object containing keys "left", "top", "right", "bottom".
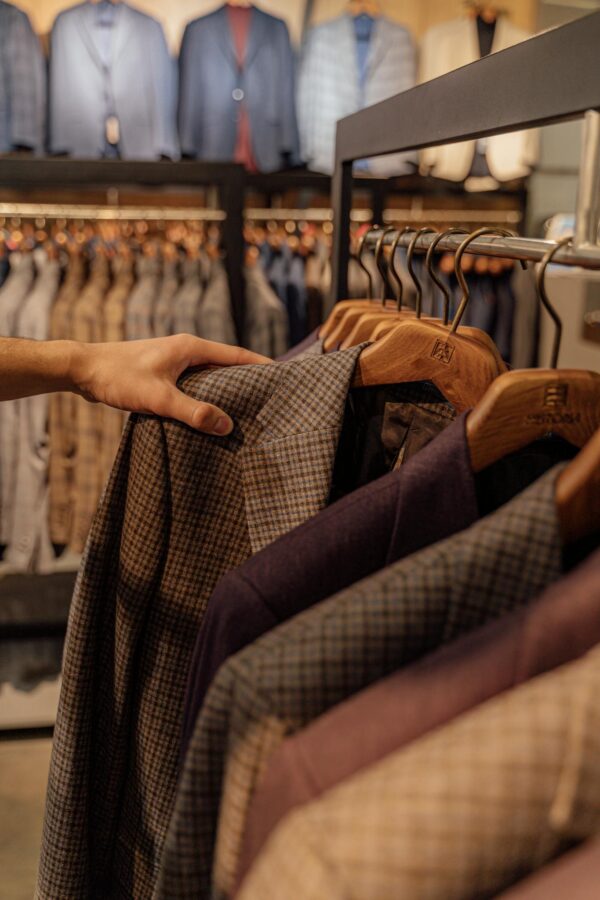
{"left": 237, "top": 547, "right": 600, "bottom": 886}
{"left": 178, "top": 5, "right": 299, "bottom": 172}
{"left": 297, "top": 14, "right": 416, "bottom": 176}
{"left": 125, "top": 254, "right": 160, "bottom": 340}
{"left": 496, "top": 837, "right": 600, "bottom": 899}
{"left": 285, "top": 254, "right": 308, "bottom": 347}
{"left": 198, "top": 258, "right": 238, "bottom": 345}
{"left": 244, "top": 263, "right": 288, "bottom": 357}
{"left": 158, "top": 467, "right": 569, "bottom": 900}
{"left": 6, "top": 254, "right": 61, "bottom": 572}
{"left": 37, "top": 347, "right": 369, "bottom": 900}
{"left": 69, "top": 253, "right": 110, "bottom": 553}
{"left": 180, "top": 416, "right": 576, "bottom": 750}
{"left": 48, "top": 1, "right": 178, "bottom": 159}
{"left": 419, "top": 16, "right": 539, "bottom": 182}
{"left": 226, "top": 3, "right": 257, "bottom": 171}
{"left": 153, "top": 257, "right": 180, "bottom": 337}
{"left": 236, "top": 640, "right": 600, "bottom": 900}
{"left": 0, "top": 252, "right": 35, "bottom": 546}
{"left": 0, "top": 1, "right": 45, "bottom": 153}
{"left": 172, "top": 257, "right": 204, "bottom": 335}
{"left": 48, "top": 253, "right": 87, "bottom": 546}
{"left": 277, "top": 327, "right": 322, "bottom": 362}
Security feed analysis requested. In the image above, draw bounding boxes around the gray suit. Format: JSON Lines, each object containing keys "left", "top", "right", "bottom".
{"left": 172, "top": 258, "right": 204, "bottom": 335}
{"left": 198, "top": 259, "right": 237, "bottom": 346}
{"left": 244, "top": 263, "right": 288, "bottom": 358}
{"left": 126, "top": 255, "right": 160, "bottom": 340}
{"left": 153, "top": 259, "right": 180, "bottom": 338}
{"left": 49, "top": 1, "right": 178, "bottom": 159}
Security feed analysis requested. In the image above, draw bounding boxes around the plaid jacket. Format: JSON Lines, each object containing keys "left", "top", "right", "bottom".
{"left": 153, "top": 259, "right": 180, "bottom": 337}
{"left": 198, "top": 260, "right": 237, "bottom": 346}
{"left": 236, "top": 640, "right": 600, "bottom": 900}
{"left": 157, "top": 467, "right": 566, "bottom": 899}
{"left": 0, "top": 1, "right": 45, "bottom": 153}
{"left": 48, "top": 253, "right": 87, "bottom": 545}
{"left": 244, "top": 264, "right": 288, "bottom": 358}
{"left": 125, "top": 255, "right": 160, "bottom": 340}
{"left": 37, "top": 346, "right": 365, "bottom": 900}
{"left": 173, "top": 258, "right": 204, "bottom": 336}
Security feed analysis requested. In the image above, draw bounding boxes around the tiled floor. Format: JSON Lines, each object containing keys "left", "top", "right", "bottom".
{"left": 0, "top": 738, "right": 52, "bottom": 900}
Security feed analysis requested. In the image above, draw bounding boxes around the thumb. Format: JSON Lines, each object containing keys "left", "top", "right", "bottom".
{"left": 157, "top": 385, "right": 233, "bottom": 435}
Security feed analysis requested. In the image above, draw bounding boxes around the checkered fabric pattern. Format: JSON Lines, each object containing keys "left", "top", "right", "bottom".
{"left": 48, "top": 254, "right": 87, "bottom": 545}
{"left": 198, "top": 259, "right": 237, "bottom": 346}
{"left": 37, "top": 346, "right": 365, "bottom": 900}
{"left": 69, "top": 255, "right": 111, "bottom": 553}
{"left": 101, "top": 257, "right": 134, "bottom": 483}
{"left": 244, "top": 264, "right": 288, "bottom": 358}
{"left": 236, "top": 641, "right": 600, "bottom": 900}
{"left": 125, "top": 255, "right": 160, "bottom": 340}
{"left": 157, "top": 467, "right": 566, "bottom": 900}
{"left": 0, "top": 2, "right": 45, "bottom": 153}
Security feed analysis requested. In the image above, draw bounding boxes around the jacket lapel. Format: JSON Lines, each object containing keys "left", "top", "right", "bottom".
{"left": 214, "top": 4, "right": 240, "bottom": 72}
{"left": 111, "top": 3, "right": 135, "bottom": 67}
{"left": 76, "top": 1, "right": 106, "bottom": 73}
{"left": 245, "top": 8, "right": 270, "bottom": 72}
{"left": 240, "top": 345, "right": 365, "bottom": 553}
{"left": 366, "top": 16, "right": 393, "bottom": 83}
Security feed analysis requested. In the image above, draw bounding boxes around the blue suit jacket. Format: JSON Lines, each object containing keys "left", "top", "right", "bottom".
{"left": 178, "top": 5, "right": 299, "bottom": 172}
{"left": 0, "top": 1, "right": 45, "bottom": 153}
{"left": 49, "top": 1, "right": 178, "bottom": 159}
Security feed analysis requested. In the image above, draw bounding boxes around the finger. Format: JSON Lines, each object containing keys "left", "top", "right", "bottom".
{"left": 156, "top": 386, "right": 233, "bottom": 435}
{"left": 179, "top": 336, "right": 271, "bottom": 369}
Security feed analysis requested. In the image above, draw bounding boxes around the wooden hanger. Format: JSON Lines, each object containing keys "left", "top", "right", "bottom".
{"left": 320, "top": 229, "right": 380, "bottom": 340}
{"left": 467, "top": 236, "right": 600, "bottom": 469}
{"left": 352, "top": 228, "right": 506, "bottom": 409}
{"left": 556, "top": 426, "right": 600, "bottom": 544}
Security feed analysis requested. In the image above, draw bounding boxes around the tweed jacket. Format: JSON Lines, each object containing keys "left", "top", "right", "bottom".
{"left": 497, "top": 838, "right": 600, "bottom": 899}
{"left": 238, "top": 547, "right": 600, "bottom": 884}
{"left": 158, "top": 467, "right": 566, "bottom": 900}
{"left": 0, "top": 252, "right": 35, "bottom": 544}
{"left": 6, "top": 257, "right": 61, "bottom": 572}
{"left": 237, "top": 640, "right": 600, "bottom": 900}
{"left": 48, "top": 253, "right": 87, "bottom": 545}
{"left": 153, "top": 259, "right": 180, "bottom": 338}
{"left": 70, "top": 254, "right": 111, "bottom": 553}
{"left": 173, "top": 258, "right": 204, "bottom": 336}
{"left": 198, "top": 260, "right": 238, "bottom": 346}
{"left": 297, "top": 15, "right": 416, "bottom": 176}
{"left": 179, "top": 5, "right": 299, "bottom": 172}
{"left": 49, "top": 1, "right": 178, "bottom": 159}
{"left": 244, "top": 263, "right": 288, "bottom": 358}
{"left": 37, "top": 346, "right": 366, "bottom": 900}
{"left": 126, "top": 255, "right": 160, "bottom": 340}
{"left": 0, "top": 1, "right": 45, "bottom": 153}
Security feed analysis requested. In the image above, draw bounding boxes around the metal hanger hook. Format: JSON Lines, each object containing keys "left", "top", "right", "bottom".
{"left": 374, "top": 225, "right": 396, "bottom": 304}
{"left": 536, "top": 235, "right": 571, "bottom": 368}
{"left": 407, "top": 227, "right": 437, "bottom": 317}
{"left": 450, "top": 226, "right": 516, "bottom": 334}
{"left": 355, "top": 226, "right": 377, "bottom": 300}
{"left": 425, "top": 227, "right": 469, "bottom": 326}
{"left": 388, "top": 226, "right": 414, "bottom": 311}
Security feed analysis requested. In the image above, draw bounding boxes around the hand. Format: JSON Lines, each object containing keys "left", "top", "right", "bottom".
{"left": 72, "top": 335, "right": 271, "bottom": 436}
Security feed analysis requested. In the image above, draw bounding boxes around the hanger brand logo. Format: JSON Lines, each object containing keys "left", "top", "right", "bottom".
{"left": 543, "top": 384, "right": 569, "bottom": 408}
{"left": 431, "top": 339, "right": 455, "bottom": 365}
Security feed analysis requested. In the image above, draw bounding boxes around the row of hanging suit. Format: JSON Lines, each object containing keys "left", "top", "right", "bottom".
{"left": 1, "top": 0, "right": 538, "bottom": 180}
{"left": 37, "top": 236, "right": 600, "bottom": 899}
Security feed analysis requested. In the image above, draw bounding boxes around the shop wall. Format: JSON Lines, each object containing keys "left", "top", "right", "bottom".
{"left": 20, "top": 0, "right": 538, "bottom": 50}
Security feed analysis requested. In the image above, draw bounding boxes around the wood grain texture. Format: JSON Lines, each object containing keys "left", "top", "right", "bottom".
{"left": 556, "top": 426, "right": 600, "bottom": 545}
{"left": 352, "top": 320, "right": 499, "bottom": 411}
{"left": 319, "top": 300, "right": 372, "bottom": 339}
{"left": 467, "top": 369, "right": 600, "bottom": 472}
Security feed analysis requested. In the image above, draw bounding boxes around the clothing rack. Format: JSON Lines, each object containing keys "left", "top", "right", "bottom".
{"left": 331, "top": 11, "right": 600, "bottom": 300}
{"left": 0, "top": 203, "right": 227, "bottom": 222}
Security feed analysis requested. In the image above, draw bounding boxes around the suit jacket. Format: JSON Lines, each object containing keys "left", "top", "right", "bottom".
{"left": 420, "top": 16, "right": 539, "bottom": 182}
{"left": 49, "top": 1, "right": 178, "bottom": 159}
{"left": 497, "top": 838, "right": 600, "bottom": 899}
{"left": 198, "top": 259, "right": 238, "bottom": 346}
{"left": 236, "top": 640, "right": 600, "bottom": 900}
{"left": 48, "top": 253, "right": 87, "bottom": 546}
{"left": 6, "top": 256, "right": 61, "bottom": 572}
{"left": 153, "top": 258, "right": 180, "bottom": 338}
{"left": 0, "top": 1, "right": 45, "bottom": 153}
{"left": 37, "top": 346, "right": 366, "bottom": 900}
{"left": 178, "top": 5, "right": 299, "bottom": 172}
{"left": 244, "top": 263, "right": 288, "bottom": 358}
{"left": 297, "top": 15, "right": 416, "bottom": 176}
{"left": 126, "top": 255, "right": 160, "bottom": 340}
{"left": 172, "top": 257, "right": 204, "bottom": 335}
{"left": 158, "top": 467, "right": 567, "bottom": 900}
{"left": 238, "top": 547, "right": 600, "bottom": 886}
{"left": 0, "top": 252, "right": 35, "bottom": 544}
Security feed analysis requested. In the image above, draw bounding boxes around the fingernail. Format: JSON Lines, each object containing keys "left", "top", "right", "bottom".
{"left": 213, "top": 416, "right": 233, "bottom": 436}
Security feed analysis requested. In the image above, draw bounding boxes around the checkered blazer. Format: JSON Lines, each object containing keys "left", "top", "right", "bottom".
{"left": 173, "top": 257, "right": 204, "bottom": 336}
{"left": 37, "top": 346, "right": 365, "bottom": 900}
{"left": 0, "top": 1, "right": 45, "bottom": 153}
{"left": 153, "top": 259, "right": 180, "bottom": 337}
{"left": 157, "top": 467, "right": 566, "bottom": 900}
{"left": 236, "top": 639, "right": 600, "bottom": 900}
{"left": 198, "top": 259, "right": 237, "bottom": 346}
{"left": 244, "top": 264, "right": 288, "bottom": 358}
{"left": 48, "top": 254, "right": 87, "bottom": 545}
{"left": 126, "top": 255, "right": 160, "bottom": 340}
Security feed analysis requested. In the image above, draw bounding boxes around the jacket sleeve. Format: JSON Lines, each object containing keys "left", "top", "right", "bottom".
{"left": 7, "top": 9, "right": 46, "bottom": 152}
{"left": 276, "top": 19, "right": 300, "bottom": 165}
{"left": 149, "top": 19, "right": 179, "bottom": 160}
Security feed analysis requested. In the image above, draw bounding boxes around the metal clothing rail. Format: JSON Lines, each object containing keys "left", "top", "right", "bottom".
{"left": 0, "top": 203, "right": 227, "bottom": 222}
{"left": 331, "top": 11, "right": 600, "bottom": 300}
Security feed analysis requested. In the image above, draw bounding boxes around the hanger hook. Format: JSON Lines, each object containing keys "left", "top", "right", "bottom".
{"left": 425, "top": 227, "right": 469, "bottom": 326}
{"left": 388, "top": 226, "right": 413, "bottom": 310}
{"left": 374, "top": 225, "right": 396, "bottom": 304}
{"left": 355, "top": 227, "right": 376, "bottom": 300}
{"left": 450, "top": 226, "right": 515, "bottom": 334}
{"left": 536, "top": 235, "right": 570, "bottom": 368}
{"left": 407, "top": 227, "right": 437, "bottom": 317}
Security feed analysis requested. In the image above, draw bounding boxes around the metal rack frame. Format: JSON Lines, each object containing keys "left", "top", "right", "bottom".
{"left": 331, "top": 11, "right": 600, "bottom": 300}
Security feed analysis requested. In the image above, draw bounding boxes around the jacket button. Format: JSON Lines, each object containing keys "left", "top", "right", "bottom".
{"left": 232, "top": 88, "right": 244, "bottom": 101}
